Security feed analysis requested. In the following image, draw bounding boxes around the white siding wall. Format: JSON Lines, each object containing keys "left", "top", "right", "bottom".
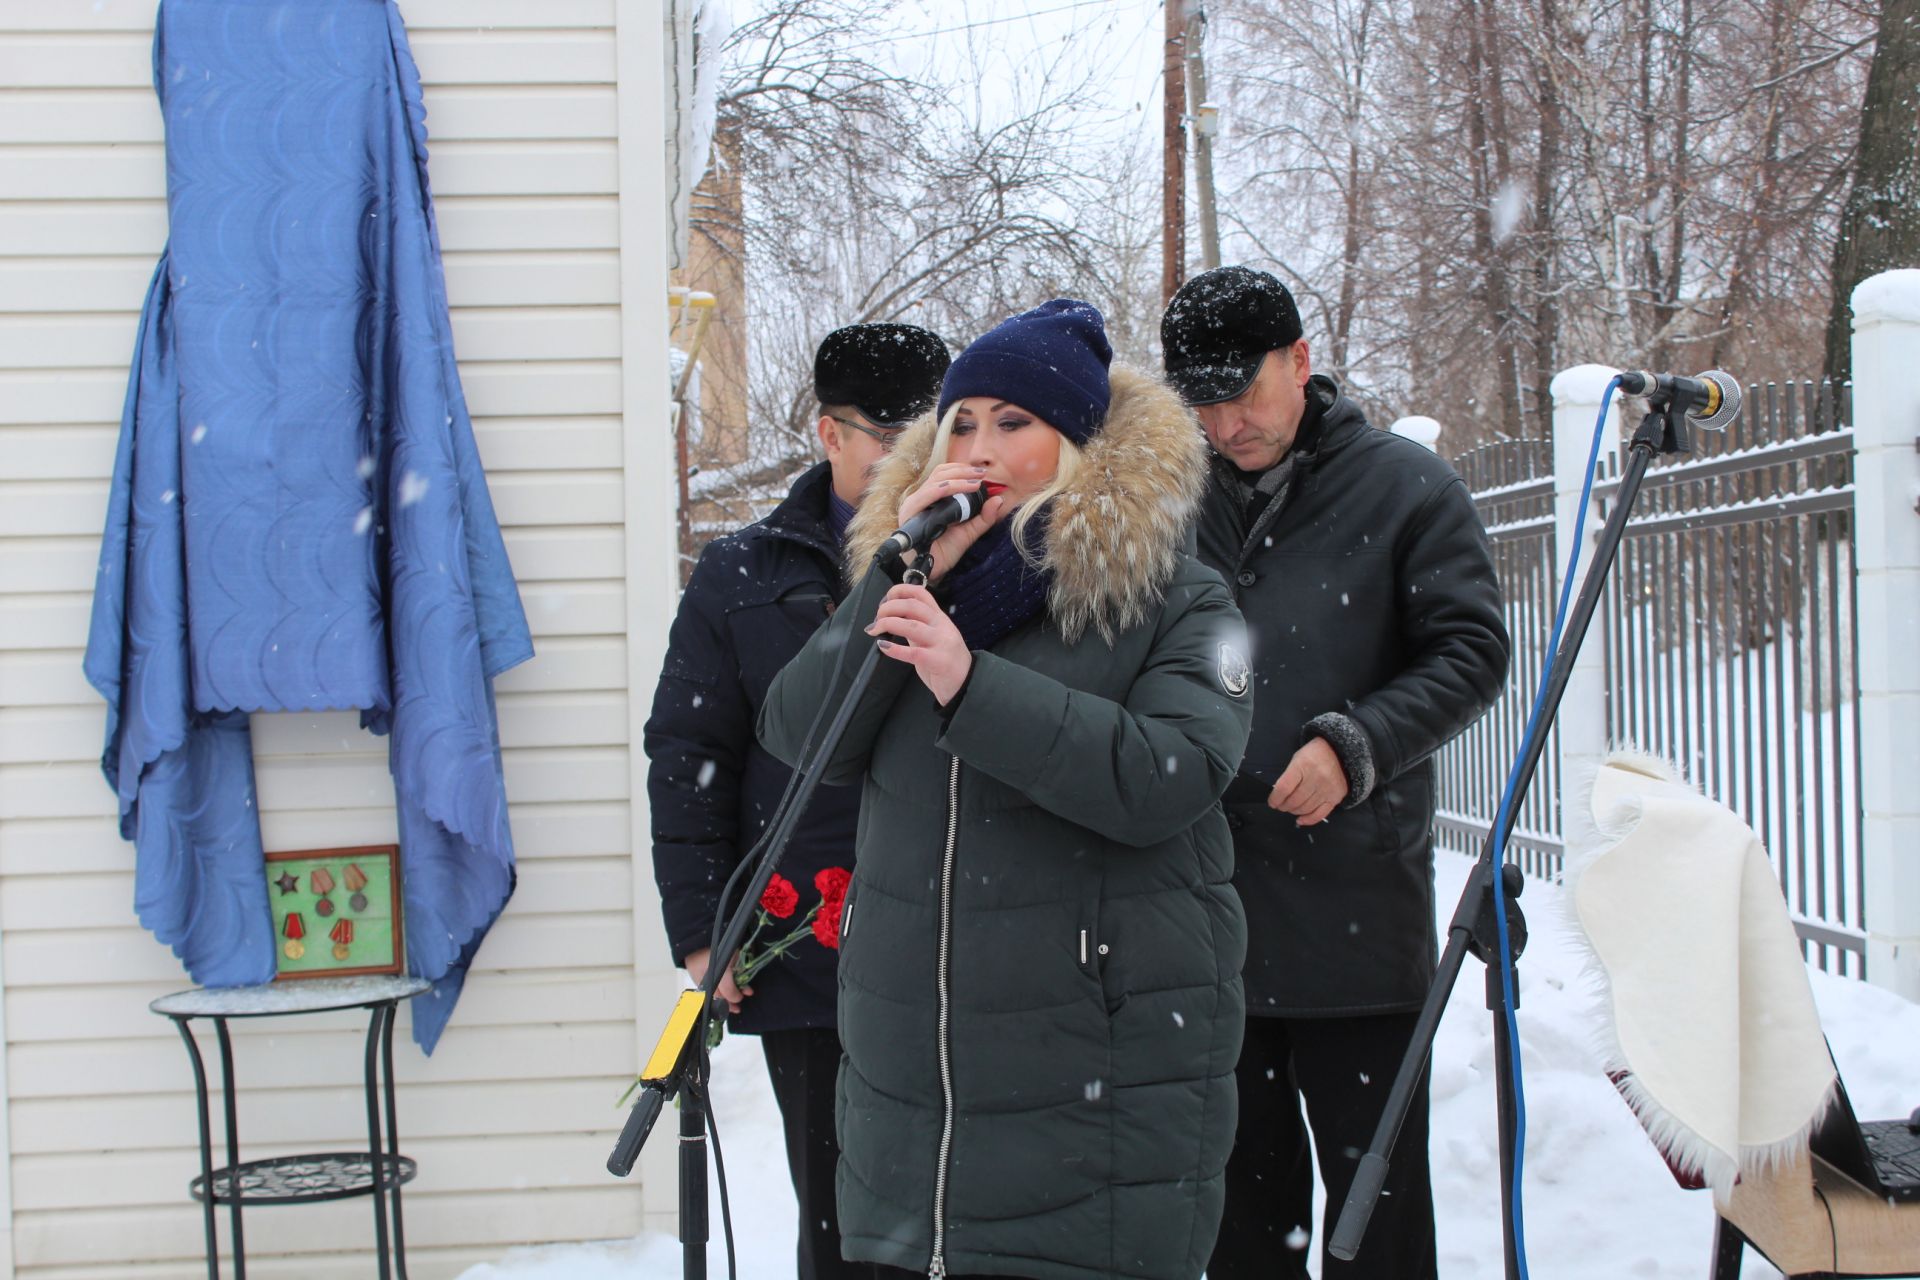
{"left": 0, "top": 2, "right": 678, "bottom": 1275}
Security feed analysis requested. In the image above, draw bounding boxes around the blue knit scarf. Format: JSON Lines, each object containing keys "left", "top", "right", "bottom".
{"left": 940, "top": 508, "right": 1053, "bottom": 652}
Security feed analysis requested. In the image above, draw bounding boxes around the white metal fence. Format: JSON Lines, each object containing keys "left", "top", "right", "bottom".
{"left": 1431, "top": 273, "right": 1920, "bottom": 998}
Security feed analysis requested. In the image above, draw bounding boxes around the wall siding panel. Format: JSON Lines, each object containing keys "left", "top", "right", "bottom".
{"left": 0, "top": 4, "right": 678, "bottom": 1276}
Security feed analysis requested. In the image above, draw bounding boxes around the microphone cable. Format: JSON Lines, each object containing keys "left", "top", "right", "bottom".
{"left": 1485, "top": 375, "right": 1621, "bottom": 1279}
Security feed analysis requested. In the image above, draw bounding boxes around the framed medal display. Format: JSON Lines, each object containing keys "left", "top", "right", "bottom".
{"left": 265, "top": 845, "right": 405, "bottom": 980}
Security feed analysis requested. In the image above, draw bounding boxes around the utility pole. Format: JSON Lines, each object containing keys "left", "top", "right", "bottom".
{"left": 1162, "top": 0, "right": 1187, "bottom": 304}
{"left": 1186, "top": 6, "right": 1221, "bottom": 272}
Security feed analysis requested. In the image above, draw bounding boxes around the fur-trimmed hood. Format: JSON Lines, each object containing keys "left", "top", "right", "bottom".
{"left": 844, "top": 364, "right": 1206, "bottom": 644}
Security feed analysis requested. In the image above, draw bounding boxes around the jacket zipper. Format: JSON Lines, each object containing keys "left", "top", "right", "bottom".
{"left": 929, "top": 754, "right": 961, "bottom": 1279}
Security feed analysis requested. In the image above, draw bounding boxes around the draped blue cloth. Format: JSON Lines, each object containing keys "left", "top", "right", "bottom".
{"left": 83, "top": 0, "right": 533, "bottom": 1052}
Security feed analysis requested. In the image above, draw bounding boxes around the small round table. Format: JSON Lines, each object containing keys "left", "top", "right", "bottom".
{"left": 151, "top": 975, "right": 430, "bottom": 1280}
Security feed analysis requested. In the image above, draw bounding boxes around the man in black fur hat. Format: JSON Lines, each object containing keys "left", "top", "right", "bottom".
{"left": 1164, "top": 267, "right": 1511, "bottom": 1280}
{"left": 645, "top": 323, "right": 949, "bottom": 1280}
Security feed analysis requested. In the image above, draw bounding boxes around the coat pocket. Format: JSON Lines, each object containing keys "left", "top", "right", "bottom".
{"left": 838, "top": 883, "right": 857, "bottom": 944}
{"left": 1374, "top": 766, "right": 1431, "bottom": 854}
{"left": 1078, "top": 923, "right": 1128, "bottom": 1014}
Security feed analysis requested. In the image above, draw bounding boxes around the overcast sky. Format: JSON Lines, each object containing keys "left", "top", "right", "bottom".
{"left": 842, "top": 0, "right": 1173, "bottom": 152}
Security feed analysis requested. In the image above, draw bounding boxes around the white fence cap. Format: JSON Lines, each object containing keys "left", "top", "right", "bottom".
{"left": 1852, "top": 268, "right": 1920, "bottom": 326}
{"left": 1390, "top": 416, "right": 1442, "bottom": 450}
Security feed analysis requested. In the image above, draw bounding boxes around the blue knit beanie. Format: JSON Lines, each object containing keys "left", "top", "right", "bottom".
{"left": 936, "top": 299, "right": 1113, "bottom": 446}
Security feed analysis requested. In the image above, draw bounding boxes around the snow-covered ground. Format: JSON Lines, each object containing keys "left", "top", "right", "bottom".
{"left": 459, "top": 851, "right": 1920, "bottom": 1279}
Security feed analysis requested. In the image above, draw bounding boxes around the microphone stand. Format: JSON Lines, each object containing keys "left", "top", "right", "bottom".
{"left": 608, "top": 549, "right": 928, "bottom": 1280}
{"left": 1328, "top": 390, "right": 1708, "bottom": 1277}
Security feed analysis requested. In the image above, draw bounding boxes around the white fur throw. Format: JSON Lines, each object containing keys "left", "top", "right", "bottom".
{"left": 1567, "top": 751, "right": 1836, "bottom": 1201}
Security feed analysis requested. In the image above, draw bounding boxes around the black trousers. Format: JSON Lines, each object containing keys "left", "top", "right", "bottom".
{"left": 760, "top": 1027, "right": 878, "bottom": 1280}
{"left": 875, "top": 1269, "right": 1038, "bottom": 1280}
{"left": 1208, "top": 1011, "right": 1436, "bottom": 1280}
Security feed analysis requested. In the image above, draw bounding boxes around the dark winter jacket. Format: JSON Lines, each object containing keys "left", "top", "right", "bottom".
{"left": 1194, "top": 375, "right": 1509, "bottom": 1016}
{"left": 759, "top": 368, "right": 1255, "bottom": 1280}
{"left": 644, "top": 461, "right": 858, "bottom": 1034}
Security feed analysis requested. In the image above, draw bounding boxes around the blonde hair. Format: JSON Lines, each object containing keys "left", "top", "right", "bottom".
{"left": 918, "top": 401, "right": 1087, "bottom": 569}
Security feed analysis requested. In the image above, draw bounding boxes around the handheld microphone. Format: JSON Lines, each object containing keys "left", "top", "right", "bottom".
{"left": 1617, "top": 369, "right": 1742, "bottom": 432}
{"left": 874, "top": 483, "right": 997, "bottom": 565}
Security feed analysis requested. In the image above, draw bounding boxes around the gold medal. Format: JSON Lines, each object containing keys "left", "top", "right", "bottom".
{"left": 282, "top": 912, "right": 306, "bottom": 962}
{"left": 328, "top": 919, "right": 353, "bottom": 964}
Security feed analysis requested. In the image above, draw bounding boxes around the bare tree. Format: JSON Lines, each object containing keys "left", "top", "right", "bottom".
{"left": 1210, "top": 0, "right": 1870, "bottom": 449}
{"left": 1824, "top": 0, "right": 1920, "bottom": 382}
{"left": 683, "top": 0, "right": 1115, "bottom": 541}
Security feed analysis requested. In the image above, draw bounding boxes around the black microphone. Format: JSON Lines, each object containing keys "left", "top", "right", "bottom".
{"left": 875, "top": 484, "right": 992, "bottom": 565}
{"left": 606, "top": 1085, "right": 666, "bottom": 1177}
{"left": 1617, "top": 369, "right": 1742, "bottom": 432}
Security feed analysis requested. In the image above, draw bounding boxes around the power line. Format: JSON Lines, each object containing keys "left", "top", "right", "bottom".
{"left": 835, "top": 0, "right": 1132, "bottom": 52}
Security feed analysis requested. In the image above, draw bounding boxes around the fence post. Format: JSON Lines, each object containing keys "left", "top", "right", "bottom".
{"left": 1549, "top": 365, "right": 1625, "bottom": 847}
{"left": 1389, "top": 415, "right": 1442, "bottom": 451}
{"left": 1850, "top": 269, "right": 1920, "bottom": 999}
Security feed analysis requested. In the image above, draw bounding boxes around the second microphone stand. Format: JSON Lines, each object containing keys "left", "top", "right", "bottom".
{"left": 1328, "top": 387, "right": 1710, "bottom": 1277}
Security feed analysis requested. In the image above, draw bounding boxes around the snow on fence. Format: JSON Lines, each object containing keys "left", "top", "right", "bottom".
{"left": 1436, "top": 363, "right": 1893, "bottom": 983}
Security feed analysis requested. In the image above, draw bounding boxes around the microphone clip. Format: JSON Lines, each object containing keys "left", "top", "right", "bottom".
{"left": 874, "top": 541, "right": 933, "bottom": 587}
{"left": 1629, "top": 392, "right": 1704, "bottom": 459}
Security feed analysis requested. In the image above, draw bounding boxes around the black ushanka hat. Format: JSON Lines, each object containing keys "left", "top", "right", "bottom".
{"left": 813, "top": 323, "right": 952, "bottom": 428}
{"left": 1161, "top": 265, "right": 1304, "bottom": 405}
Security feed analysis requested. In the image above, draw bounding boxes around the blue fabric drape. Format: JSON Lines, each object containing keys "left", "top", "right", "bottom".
{"left": 84, "top": 0, "right": 533, "bottom": 1052}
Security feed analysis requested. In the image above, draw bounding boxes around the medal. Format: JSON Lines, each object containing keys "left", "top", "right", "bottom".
{"left": 310, "top": 867, "right": 336, "bottom": 917}
{"left": 329, "top": 919, "right": 354, "bottom": 962}
{"left": 343, "top": 865, "right": 370, "bottom": 914}
{"left": 283, "top": 912, "right": 306, "bottom": 960}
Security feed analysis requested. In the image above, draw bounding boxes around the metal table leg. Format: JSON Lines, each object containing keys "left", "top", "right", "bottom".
{"left": 172, "top": 1017, "right": 221, "bottom": 1280}
{"left": 363, "top": 1001, "right": 396, "bottom": 1280}
{"left": 212, "top": 1018, "right": 246, "bottom": 1279}
{"left": 381, "top": 1000, "right": 410, "bottom": 1278}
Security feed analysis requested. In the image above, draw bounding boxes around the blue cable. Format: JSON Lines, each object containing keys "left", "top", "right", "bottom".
{"left": 1486, "top": 376, "right": 1621, "bottom": 1278}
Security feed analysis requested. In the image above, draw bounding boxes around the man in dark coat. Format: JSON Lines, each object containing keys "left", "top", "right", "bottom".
{"left": 1162, "top": 266, "right": 1511, "bottom": 1280}
{"left": 645, "top": 322, "right": 948, "bottom": 1280}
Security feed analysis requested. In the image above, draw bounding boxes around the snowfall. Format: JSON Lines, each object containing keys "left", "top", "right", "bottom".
{"left": 457, "top": 850, "right": 1920, "bottom": 1280}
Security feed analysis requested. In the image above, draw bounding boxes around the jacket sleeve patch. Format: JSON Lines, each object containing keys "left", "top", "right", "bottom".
{"left": 1217, "top": 642, "right": 1251, "bottom": 698}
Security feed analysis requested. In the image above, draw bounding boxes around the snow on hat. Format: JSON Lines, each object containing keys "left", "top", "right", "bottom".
{"left": 936, "top": 299, "right": 1113, "bottom": 446}
{"left": 813, "top": 323, "right": 952, "bottom": 428}
{"left": 1161, "top": 265, "right": 1304, "bottom": 405}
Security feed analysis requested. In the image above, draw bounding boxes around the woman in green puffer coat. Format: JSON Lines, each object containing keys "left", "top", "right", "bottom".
{"left": 758, "top": 300, "right": 1255, "bottom": 1280}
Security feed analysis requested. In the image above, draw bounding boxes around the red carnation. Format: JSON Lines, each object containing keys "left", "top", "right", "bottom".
{"left": 814, "top": 866, "right": 851, "bottom": 912}
{"left": 811, "top": 905, "right": 842, "bottom": 950}
{"left": 811, "top": 867, "right": 851, "bottom": 949}
{"left": 760, "top": 874, "right": 800, "bottom": 919}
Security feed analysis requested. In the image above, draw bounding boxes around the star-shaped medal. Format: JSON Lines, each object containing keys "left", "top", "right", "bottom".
{"left": 275, "top": 871, "right": 299, "bottom": 896}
